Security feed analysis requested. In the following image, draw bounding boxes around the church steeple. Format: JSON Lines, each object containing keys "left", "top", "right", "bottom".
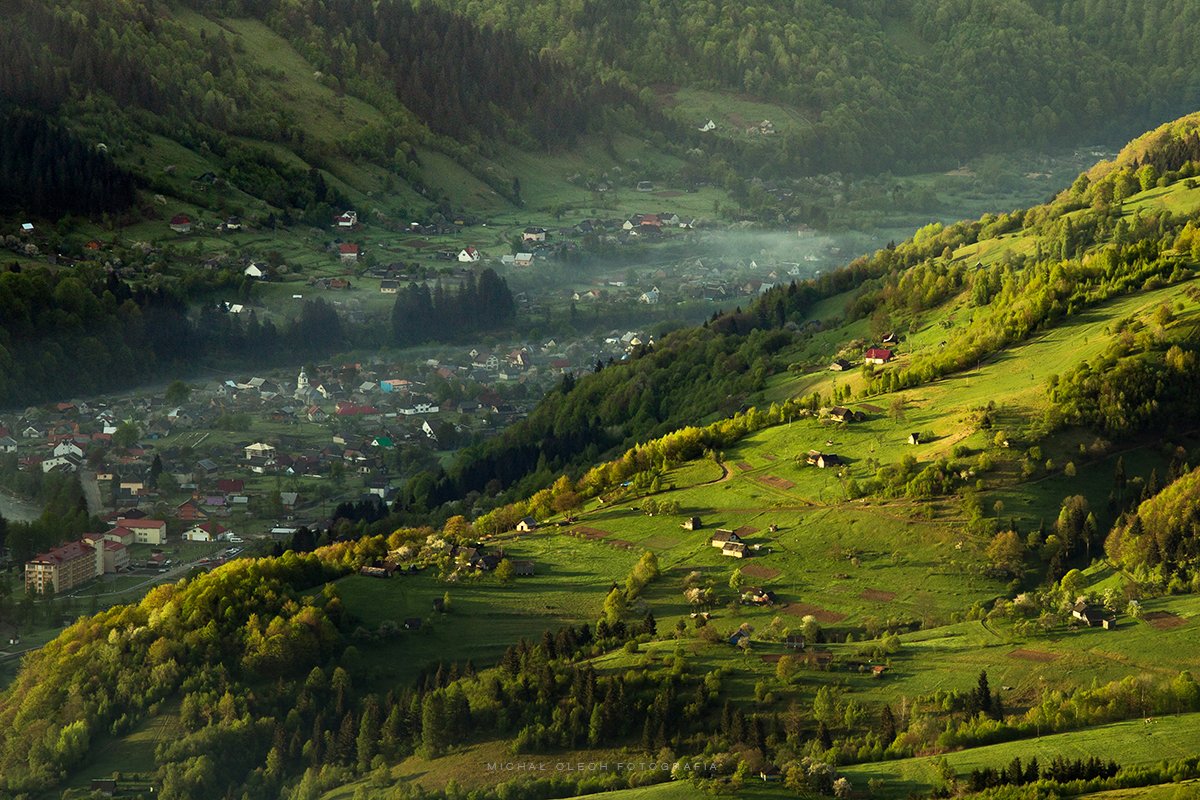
{"left": 294, "top": 366, "right": 310, "bottom": 400}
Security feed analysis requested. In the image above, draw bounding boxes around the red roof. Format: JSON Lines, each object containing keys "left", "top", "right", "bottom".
{"left": 30, "top": 540, "right": 94, "bottom": 565}
{"left": 217, "top": 479, "right": 245, "bottom": 494}
{"left": 865, "top": 348, "right": 893, "bottom": 361}
{"left": 116, "top": 518, "right": 166, "bottom": 529}
{"left": 190, "top": 521, "right": 228, "bottom": 535}
{"left": 170, "top": 214, "right": 191, "bottom": 225}
{"left": 335, "top": 402, "right": 378, "bottom": 416}
{"left": 338, "top": 243, "right": 359, "bottom": 254}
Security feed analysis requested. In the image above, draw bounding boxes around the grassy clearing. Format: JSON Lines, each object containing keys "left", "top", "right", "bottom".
{"left": 664, "top": 87, "right": 813, "bottom": 137}
{"left": 1079, "top": 781, "right": 1200, "bottom": 799}
{"left": 61, "top": 708, "right": 180, "bottom": 790}
{"left": 320, "top": 740, "right": 678, "bottom": 796}
{"left": 842, "top": 713, "right": 1200, "bottom": 798}
{"left": 334, "top": 534, "right": 642, "bottom": 681}
{"left": 573, "top": 782, "right": 792, "bottom": 800}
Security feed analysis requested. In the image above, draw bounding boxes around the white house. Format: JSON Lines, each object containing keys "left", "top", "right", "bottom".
{"left": 183, "top": 522, "right": 228, "bottom": 542}
{"left": 458, "top": 247, "right": 480, "bottom": 263}
{"left": 117, "top": 518, "right": 167, "bottom": 545}
{"left": 244, "top": 264, "right": 266, "bottom": 279}
{"left": 41, "top": 455, "right": 80, "bottom": 473}
{"left": 638, "top": 287, "right": 660, "bottom": 304}
{"left": 335, "top": 210, "right": 358, "bottom": 228}
{"left": 243, "top": 442, "right": 277, "bottom": 461}
{"left": 53, "top": 441, "right": 84, "bottom": 459}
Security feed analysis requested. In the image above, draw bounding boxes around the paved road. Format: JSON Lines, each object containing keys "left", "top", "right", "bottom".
{"left": 79, "top": 469, "right": 104, "bottom": 517}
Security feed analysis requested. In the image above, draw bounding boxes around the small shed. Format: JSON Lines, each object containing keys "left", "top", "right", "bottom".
{"left": 681, "top": 516, "right": 703, "bottom": 531}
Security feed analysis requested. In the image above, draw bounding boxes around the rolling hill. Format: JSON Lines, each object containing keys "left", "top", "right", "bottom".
{"left": 4, "top": 111, "right": 1200, "bottom": 800}
{"left": 4, "top": 0, "right": 1200, "bottom": 234}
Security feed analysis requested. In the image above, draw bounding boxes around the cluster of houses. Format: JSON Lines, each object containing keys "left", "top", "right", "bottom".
{"left": 566, "top": 256, "right": 810, "bottom": 309}
{"left": 358, "top": 538, "right": 537, "bottom": 582}
{"left": 4, "top": 329, "right": 630, "bottom": 585}
{"left": 22, "top": 517, "right": 167, "bottom": 594}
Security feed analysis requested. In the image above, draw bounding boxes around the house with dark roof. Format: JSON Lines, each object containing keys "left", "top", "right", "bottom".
{"left": 710, "top": 529, "right": 742, "bottom": 548}
{"left": 721, "top": 541, "right": 748, "bottom": 558}
{"left": 1072, "top": 601, "right": 1116, "bottom": 629}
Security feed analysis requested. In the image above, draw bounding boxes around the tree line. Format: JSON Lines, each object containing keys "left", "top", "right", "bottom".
{"left": 0, "top": 109, "right": 136, "bottom": 216}
{"left": 0, "top": 264, "right": 358, "bottom": 407}
{"left": 390, "top": 268, "right": 515, "bottom": 346}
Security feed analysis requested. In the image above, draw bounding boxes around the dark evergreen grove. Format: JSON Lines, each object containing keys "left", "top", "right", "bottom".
{"left": 0, "top": 267, "right": 348, "bottom": 407}
{"left": 0, "top": 109, "right": 136, "bottom": 216}
{"left": 390, "top": 268, "right": 515, "bottom": 346}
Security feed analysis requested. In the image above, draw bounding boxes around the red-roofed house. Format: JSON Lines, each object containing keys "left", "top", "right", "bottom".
{"left": 458, "top": 247, "right": 480, "bottom": 263}
{"left": 116, "top": 518, "right": 167, "bottom": 545}
{"left": 170, "top": 214, "right": 193, "bottom": 233}
{"left": 335, "top": 402, "right": 379, "bottom": 416}
{"left": 101, "top": 526, "right": 137, "bottom": 547}
{"left": 338, "top": 243, "right": 359, "bottom": 262}
{"left": 176, "top": 500, "right": 207, "bottom": 522}
{"left": 217, "top": 479, "right": 245, "bottom": 494}
{"left": 864, "top": 348, "right": 894, "bottom": 364}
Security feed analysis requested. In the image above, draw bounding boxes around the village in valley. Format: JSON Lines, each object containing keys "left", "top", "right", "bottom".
{"left": 0, "top": 323, "right": 673, "bottom": 612}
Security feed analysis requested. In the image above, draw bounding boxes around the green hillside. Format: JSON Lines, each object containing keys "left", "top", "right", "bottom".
{"left": 5, "top": 0, "right": 1200, "bottom": 234}
{"left": 7, "top": 111, "right": 1200, "bottom": 800}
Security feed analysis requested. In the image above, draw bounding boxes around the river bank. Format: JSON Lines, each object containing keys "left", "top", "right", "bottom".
{"left": 0, "top": 487, "right": 40, "bottom": 523}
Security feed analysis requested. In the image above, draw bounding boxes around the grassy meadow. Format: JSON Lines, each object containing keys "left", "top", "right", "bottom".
{"left": 842, "top": 713, "right": 1200, "bottom": 798}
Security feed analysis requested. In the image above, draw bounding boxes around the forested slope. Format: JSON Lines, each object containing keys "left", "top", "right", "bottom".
{"left": 395, "top": 112, "right": 1200, "bottom": 518}
{"left": 6, "top": 108, "right": 1200, "bottom": 800}
{"left": 5, "top": 0, "right": 1200, "bottom": 221}
{"left": 427, "top": 0, "right": 1200, "bottom": 173}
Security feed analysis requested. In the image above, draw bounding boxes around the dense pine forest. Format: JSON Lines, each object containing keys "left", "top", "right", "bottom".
{"left": 0, "top": 110, "right": 136, "bottom": 216}
{"left": 425, "top": 0, "right": 1200, "bottom": 173}
{"left": 4, "top": 0, "right": 1200, "bottom": 216}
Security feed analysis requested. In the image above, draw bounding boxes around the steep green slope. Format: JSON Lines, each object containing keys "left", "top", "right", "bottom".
{"left": 429, "top": 0, "right": 1200, "bottom": 174}
{"left": 6, "top": 0, "right": 1200, "bottom": 230}
{"left": 0, "top": 0, "right": 647, "bottom": 224}
{"left": 394, "top": 112, "right": 1200, "bottom": 518}
{"left": 7, "top": 109, "right": 1200, "bottom": 800}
